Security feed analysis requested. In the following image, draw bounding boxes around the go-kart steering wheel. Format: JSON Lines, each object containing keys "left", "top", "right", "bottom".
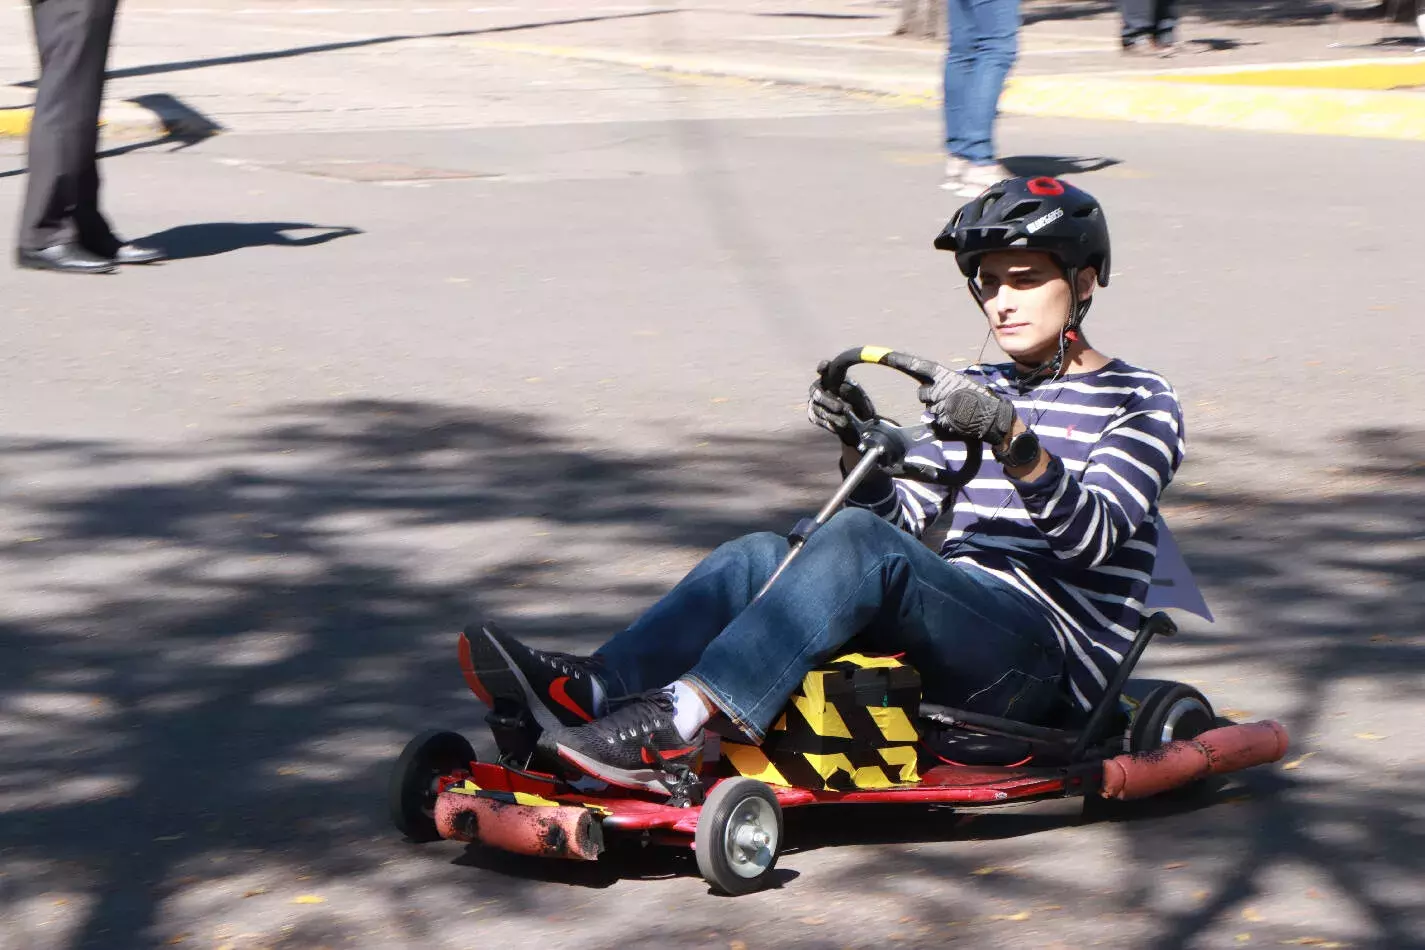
{"left": 819, "top": 346, "right": 983, "bottom": 491}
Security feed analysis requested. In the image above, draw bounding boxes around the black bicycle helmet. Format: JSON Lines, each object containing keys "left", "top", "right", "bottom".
{"left": 934, "top": 176, "right": 1110, "bottom": 287}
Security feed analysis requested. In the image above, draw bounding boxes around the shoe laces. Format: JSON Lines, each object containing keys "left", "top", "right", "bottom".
{"left": 536, "top": 648, "right": 593, "bottom": 680}
{"left": 596, "top": 689, "right": 674, "bottom": 742}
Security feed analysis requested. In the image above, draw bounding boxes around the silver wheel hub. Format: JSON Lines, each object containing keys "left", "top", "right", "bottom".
{"left": 1160, "top": 697, "right": 1211, "bottom": 746}
{"left": 723, "top": 798, "right": 778, "bottom": 879}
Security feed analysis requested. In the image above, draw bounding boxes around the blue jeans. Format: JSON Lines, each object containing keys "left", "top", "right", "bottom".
{"left": 594, "top": 507, "right": 1067, "bottom": 742}
{"left": 943, "top": 0, "right": 1020, "bottom": 166}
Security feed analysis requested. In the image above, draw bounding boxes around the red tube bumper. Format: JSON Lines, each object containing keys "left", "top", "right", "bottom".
{"left": 1100, "top": 719, "right": 1290, "bottom": 800}
{"left": 435, "top": 791, "right": 605, "bottom": 860}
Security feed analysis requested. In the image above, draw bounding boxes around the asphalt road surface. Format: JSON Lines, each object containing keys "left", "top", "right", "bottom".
{"left": 2, "top": 9, "right": 1424, "bottom": 950}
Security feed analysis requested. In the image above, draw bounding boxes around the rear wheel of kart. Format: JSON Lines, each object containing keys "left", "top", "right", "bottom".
{"left": 695, "top": 778, "right": 784, "bottom": 896}
{"left": 1084, "top": 682, "right": 1216, "bottom": 821}
{"left": 1130, "top": 683, "right": 1215, "bottom": 753}
{"left": 389, "top": 730, "right": 475, "bottom": 842}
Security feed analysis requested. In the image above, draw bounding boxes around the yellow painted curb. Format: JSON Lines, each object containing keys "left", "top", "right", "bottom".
{"left": 1002, "top": 75, "right": 1425, "bottom": 141}
{"left": 0, "top": 106, "right": 33, "bottom": 138}
{"left": 1144, "top": 56, "right": 1425, "bottom": 91}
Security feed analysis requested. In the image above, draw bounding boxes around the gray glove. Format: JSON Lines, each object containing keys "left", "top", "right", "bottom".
{"left": 917, "top": 369, "right": 1016, "bottom": 445}
{"left": 807, "top": 361, "right": 870, "bottom": 447}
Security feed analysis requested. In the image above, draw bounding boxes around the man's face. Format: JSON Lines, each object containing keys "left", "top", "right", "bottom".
{"left": 974, "top": 251, "right": 1089, "bottom": 364}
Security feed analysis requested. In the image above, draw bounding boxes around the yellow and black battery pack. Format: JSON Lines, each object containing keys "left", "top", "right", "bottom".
{"left": 720, "top": 653, "right": 922, "bottom": 791}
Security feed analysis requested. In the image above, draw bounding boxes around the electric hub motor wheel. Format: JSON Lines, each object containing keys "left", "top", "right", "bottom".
{"left": 388, "top": 730, "right": 475, "bottom": 842}
{"left": 1130, "top": 682, "right": 1215, "bottom": 753}
{"left": 695, "top": 778, "right": 785, "bottom": 895}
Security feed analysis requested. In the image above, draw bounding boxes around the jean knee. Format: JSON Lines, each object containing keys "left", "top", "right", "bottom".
{"left": 716, "top": 530, "right": 786, "bottom": 573}
{"left": 822, "top": 506, "right": 891, "bottom": 543}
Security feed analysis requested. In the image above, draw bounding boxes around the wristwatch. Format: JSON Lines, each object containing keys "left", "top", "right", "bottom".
{"left": 993, "top": 429, "right": 1041, "bottom": 469}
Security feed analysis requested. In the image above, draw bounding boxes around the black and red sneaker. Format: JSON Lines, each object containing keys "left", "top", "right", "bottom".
{"left": 459, "top": 622, "right": 607, "bottom": 733}
{"left": 542, "top": 689, "right": 703, "bottom": 795}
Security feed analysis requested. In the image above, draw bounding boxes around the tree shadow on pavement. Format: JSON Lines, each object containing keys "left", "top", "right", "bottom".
{"left": 0, "top": 399, "right": 833, "bottom": 950}
{"left": 0, "top": 406, "right": 1420, "bottom": 949}
{"left": 136, "top": 222, "right": 365, "bottom": 260}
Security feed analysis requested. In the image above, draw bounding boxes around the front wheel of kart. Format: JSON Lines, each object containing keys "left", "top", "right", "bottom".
{"left": 388, "top": 730, "right": 476, "bottom": 842}
{"left": 695, "top": 778, "right": 784, "bottom": 896}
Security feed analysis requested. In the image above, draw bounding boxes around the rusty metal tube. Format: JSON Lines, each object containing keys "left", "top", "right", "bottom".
{"left": 1100, "top": 720, "right": 1290, "bottom": 800}
{"left": 435, "top": 792, "right": 604, "bottom": 860}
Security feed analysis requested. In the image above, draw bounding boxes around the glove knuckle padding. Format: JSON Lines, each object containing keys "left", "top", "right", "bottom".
{"left": 943, "top": 390, "right": 991, "bottom": 437}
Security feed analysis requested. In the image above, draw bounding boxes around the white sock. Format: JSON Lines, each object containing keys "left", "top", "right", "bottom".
{"left": 666, "top": 679, "right": 713, "bottom": 741}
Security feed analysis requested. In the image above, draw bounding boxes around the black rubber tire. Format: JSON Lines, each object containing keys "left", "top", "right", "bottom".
{"left": 694, "top": 778, "right": 784, "bottom": 896}
{"left": 1130, "top": 682, "right": 1215, "bottom": 753}
{"left": 388, "top": 730, "right": 475, "bottom": 842}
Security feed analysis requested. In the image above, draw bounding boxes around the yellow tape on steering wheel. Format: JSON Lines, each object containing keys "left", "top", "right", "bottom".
{"left": 859, "top": 345, "right": 893, "bottom": 364}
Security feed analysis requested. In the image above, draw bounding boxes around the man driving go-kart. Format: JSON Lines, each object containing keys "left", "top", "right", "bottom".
{"left": 464, "top": 176, "right": 1185, "bottom": 796}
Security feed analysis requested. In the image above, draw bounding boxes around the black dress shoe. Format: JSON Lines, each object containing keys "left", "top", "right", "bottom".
{"left": 16, "top": 243, "right": 117, "bottom": 275}
{"left": 113, "top": 242, "right": 165, "bottom": 265}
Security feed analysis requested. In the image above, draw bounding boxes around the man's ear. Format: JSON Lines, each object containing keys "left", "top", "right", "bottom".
{"left": 1077, "top": 267, "right": 1098, "bottom": 302}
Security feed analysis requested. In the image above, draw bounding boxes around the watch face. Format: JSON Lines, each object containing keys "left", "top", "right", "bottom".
{"left": 1005, "top": 431, "right": 1039, "bottom": 467}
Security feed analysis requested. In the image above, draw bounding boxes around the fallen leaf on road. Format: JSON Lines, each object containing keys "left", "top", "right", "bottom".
{"left": 1352, "top": 733, "right": 1385, "bottom": 741}
{"left": 986, "top": 911, "right": 1031, "bottom": 922}
{"left": 799, "top": 917, "right": 824, "bottom": 925}
{"left": 1282, "top": 753, "right": 1316, "bottom": 770}
{"left": 1221, "top": 710, "right": 1251, "bottom": 720}
{"left": 729, "top": 941, "right": 747, "bottom": 950}
{"left": 164, "top": 935, "right": 188, "bottom": 945}
{"left": 1236, "top": 935, "right": 1251, "bottom": 944}
{"left": 1280, "top": 939, "right": 1349, "bottom": 947}
{"left": 1243, "top": 907, "right": 1265, "bottom": 922}
{"left": 292, "top": 895, "right": 325, "bottom": 905}
{"left": 1162, "top": 863, "right": 1186, "bottom": 870}
{"left": 971, "top": 865, "right": 1011, "bottom": 876}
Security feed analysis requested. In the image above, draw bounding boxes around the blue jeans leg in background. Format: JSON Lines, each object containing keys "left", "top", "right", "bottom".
{"left": 943, "top": 0, "right": 1021, "bottom": 165}
{"left": 594, "top": 507, "right": 1068, "bottom": 742}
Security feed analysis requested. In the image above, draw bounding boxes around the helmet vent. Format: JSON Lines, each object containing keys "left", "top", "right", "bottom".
{"left": 1004, "top": 200, "right": 1041, "bottom": 222}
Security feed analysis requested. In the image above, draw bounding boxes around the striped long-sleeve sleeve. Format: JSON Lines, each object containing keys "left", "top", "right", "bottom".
{"left": 1008, "top": 390, "right": 1185, "bottom": 569}
{"left": 843, "top": 433, "right": 955, "bottom": 539}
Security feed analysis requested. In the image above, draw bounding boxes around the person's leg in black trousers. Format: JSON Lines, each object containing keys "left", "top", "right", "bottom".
{"left": 17, "top": 0, "right": 162, "bottom": 273}
{"left": 1119, "top": 0, "right": 1179, "bottom": 53}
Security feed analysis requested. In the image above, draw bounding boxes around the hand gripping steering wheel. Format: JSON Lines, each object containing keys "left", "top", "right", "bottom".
{"left": 819, "top": 345, "right": 983, "bottom": 490}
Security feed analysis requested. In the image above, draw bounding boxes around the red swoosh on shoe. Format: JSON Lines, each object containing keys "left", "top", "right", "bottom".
{"left": 548, "top": 676, "right": 594, "bottom": 722}
{"left": 641, "top": 745, "right": 697, "bottom": 764}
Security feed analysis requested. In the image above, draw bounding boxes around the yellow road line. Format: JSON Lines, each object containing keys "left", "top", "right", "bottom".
{"left": 1002, "top": 75, "right": 1425, "bottom": 141}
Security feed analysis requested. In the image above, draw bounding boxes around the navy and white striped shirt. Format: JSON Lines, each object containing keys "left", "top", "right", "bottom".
{"left": 847, "top": 358, "right": 1186, "bottom": 712}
